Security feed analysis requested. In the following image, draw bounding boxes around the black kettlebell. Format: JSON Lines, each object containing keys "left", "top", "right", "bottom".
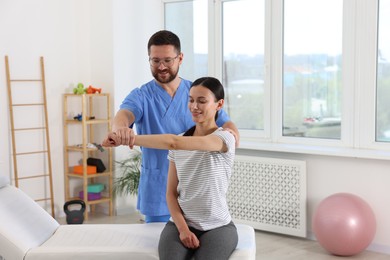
{"left": 64, "top": 199, "right": 86, "bottom": 224}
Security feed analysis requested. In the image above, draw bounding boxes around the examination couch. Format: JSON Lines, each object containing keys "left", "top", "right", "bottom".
{"left": 0, "top": 175, "right": 256, "bottom": 260}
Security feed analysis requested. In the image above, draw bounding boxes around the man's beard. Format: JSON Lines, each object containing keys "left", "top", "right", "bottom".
{"left": 152, "top": 67, "right": 179, "bottom": 84}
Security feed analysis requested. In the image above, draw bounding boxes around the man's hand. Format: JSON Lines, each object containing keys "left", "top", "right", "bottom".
{"left": 223, "top": 127, "right": 240, "bottom": 148}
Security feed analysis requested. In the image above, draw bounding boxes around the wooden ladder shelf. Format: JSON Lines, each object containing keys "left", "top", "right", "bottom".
{"left": 5, "top": 56, "right": 55, "bottom": 217}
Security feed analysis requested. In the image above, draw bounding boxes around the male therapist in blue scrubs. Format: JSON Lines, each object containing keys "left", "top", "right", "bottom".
{"left": 103, "top": 30, "right": 239, "bottom": 223}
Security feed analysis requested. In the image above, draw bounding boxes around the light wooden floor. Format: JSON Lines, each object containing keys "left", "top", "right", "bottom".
{"left": 57, "top": 212, "right": 389, "bottom": 260}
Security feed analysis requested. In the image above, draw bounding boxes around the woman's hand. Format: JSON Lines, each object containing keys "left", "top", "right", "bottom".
{"left": 102, "top": 132, "right": 119, "bottom": 147}
{"left": 179, "top": 229, "right": 200, "bottom": 249}
{"left": 102, "top": 127, "right": 135, "bottom": 149}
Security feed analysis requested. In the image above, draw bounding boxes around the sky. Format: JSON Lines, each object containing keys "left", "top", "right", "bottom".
{"left": 379, "top": 0, "right": 390, "bottom": 60}
{"left": 191, "top": 0, "right": 388, "bottom": 58}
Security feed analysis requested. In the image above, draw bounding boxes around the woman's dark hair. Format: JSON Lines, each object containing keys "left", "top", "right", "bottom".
{"left": 147, "top": 30, "right": 181, "bottom": 55}
{"left": 184, "top": 77, "right": 225, "bottom": 136}
{"left": 191, "top": 77, "right": 225, "bottom": 100}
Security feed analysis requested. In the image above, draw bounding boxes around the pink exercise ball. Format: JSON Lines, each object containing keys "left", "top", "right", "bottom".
{"left": 312, "top": 193, "right": 376, "bottom": 256}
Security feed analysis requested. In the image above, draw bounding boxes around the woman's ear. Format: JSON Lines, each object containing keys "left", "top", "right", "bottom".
{"left": 216, "top": 99, "right": 224, "bottom": 110}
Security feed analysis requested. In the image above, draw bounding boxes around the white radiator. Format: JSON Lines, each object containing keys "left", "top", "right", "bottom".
{"left": 227, "top": 155, "right": 307, "bottom": 237}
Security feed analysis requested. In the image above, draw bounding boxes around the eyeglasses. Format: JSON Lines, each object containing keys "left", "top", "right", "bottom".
{"left": 149, "top": 55, "right": 179, "bottom": 67}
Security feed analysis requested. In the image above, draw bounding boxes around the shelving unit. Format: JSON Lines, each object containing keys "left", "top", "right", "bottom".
{"left": 63, "top": 93, "right": 113, "bottom": 220}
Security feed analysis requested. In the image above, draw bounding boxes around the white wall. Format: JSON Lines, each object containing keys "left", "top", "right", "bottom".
{"left": 0, "top": 0, "right": 93, "bottom": 215}
{"left": 0, "top": 0, "right": 116, "bottom": 213}
{"left": 0, "top": 0, "right": 162, "bottom": 213}
{"left": 1, "top": 0, "right": 390, "bottom": 255}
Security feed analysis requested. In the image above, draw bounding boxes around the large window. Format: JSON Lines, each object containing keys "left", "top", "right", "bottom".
{"left": 283, "top": 0, "right": 342, "bottom": 139}
{"left": 222, "top": 0, "right": 265, "bottom": 131}
{"left": 376, "top": 0, "right": 390, "bottom": 142}
{"left": 164, "top": 0, "right": 390, "bottom": 158}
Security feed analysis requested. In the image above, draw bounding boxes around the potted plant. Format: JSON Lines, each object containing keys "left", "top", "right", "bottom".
{"left": 113, "top": 149, "right": 142, "bottom": 196}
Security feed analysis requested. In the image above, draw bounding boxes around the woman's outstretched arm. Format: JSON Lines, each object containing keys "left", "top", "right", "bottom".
{"left": 134, "top": 133, "right": 228, "bottom": 152}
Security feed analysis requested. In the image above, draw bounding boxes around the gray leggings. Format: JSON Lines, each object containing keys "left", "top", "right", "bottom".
{"left": 158, "top": 221, "right": 238, "bottom": 260}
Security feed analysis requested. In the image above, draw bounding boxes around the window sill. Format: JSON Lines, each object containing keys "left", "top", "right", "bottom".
{"left": 238, "top": 139, "right": 390, "bottom": 161}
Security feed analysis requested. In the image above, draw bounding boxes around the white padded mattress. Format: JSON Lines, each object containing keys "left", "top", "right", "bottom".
{"left": 26, "top": 223, "right": 161, "bottom": 260}
{"left": 25, "top": 223, "right": 256, "bottom": 260}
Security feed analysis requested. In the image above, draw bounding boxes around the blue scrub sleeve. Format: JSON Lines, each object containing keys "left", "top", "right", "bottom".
{"left": 216, "top": 108, "right": 231, "bottom": 127}
{"left": 119, "top": 88, "right": 143, "bottom": 124}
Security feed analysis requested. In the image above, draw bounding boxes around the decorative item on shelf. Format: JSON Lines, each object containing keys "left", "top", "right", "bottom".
{"left": 113, "top": 149, "right": 142, "bottom": 196}
{"left": 73, "top": 113, "right": 95, "bottom": 121}
{"left": 73, "top": 113, "right": 82, "bottom": 121}
{"left": 86, "top": 85, "right": 102, "bottom": 94}
{"left": 93, "top": 143, "right": 105, "bottom": 152}
{"left": 75, "top": 143, "right": 104, "bottom": 152}
{"left": 73, "top": 83, "right": 86, "bottom": 94}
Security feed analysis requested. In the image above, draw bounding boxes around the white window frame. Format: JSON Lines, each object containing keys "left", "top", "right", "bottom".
{"left": 163, "top": 0, "right": 390, "bottom": 160}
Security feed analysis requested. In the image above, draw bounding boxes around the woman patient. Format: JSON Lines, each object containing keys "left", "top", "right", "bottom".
{"left": 103, "top": 77, "right": 238, "bottom": 260}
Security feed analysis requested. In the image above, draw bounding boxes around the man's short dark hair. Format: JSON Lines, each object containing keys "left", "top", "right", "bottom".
{"left": 147, "top": 30, "right": 181, "bottom": 55}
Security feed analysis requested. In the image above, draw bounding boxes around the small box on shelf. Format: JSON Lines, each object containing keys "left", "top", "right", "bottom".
{"left": 73, "top": 165, "right": 97, "bottom": 175}
{"left": 79, "top": 191, "right": 102, "bottom": 201}
{"left": 87, "top": 183, "right": 105, "bottom": 193}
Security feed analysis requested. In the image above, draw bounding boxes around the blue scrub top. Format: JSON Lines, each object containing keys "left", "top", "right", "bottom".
{"left": 119, "top": 78, "right": 231, "bottom": 216}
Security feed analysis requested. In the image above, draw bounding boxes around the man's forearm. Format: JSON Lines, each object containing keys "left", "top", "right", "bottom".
{"left": 112, "top": 109, "right": 135, "bottom": 132}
